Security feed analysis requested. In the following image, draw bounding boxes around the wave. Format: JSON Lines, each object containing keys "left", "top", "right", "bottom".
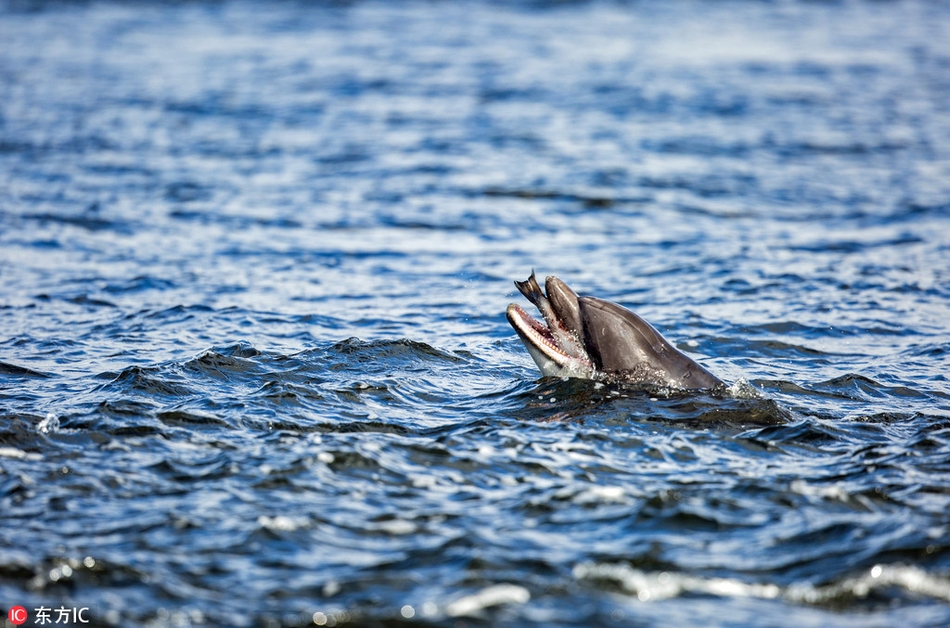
{"left": 574, "top": 561, "right": 950, "bottom": 607}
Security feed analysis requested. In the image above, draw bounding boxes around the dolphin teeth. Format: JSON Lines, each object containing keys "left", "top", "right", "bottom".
{"left": 506, "top": 303, "right": 594, "bottom": 378}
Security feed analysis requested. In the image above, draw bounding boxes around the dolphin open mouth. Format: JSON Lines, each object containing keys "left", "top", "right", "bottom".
{"left": 505, "top": 272, "right": 595, "bottom": 379}
{"left": 507, "top": 271, "right": 723, "bottom": 389}
{"left": 506, "top": 302, "right": 596, "bottom": 377}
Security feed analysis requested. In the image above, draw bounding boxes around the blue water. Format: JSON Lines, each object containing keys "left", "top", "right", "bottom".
{"left": 1, "top": 0, "right": 950, "bottom": 626}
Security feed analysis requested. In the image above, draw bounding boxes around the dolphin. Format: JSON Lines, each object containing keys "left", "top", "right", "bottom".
{"left": 506, "top": 272, "right": 722, "bottom": 389}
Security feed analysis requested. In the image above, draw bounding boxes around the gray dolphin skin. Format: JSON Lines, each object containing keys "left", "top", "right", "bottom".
{"left": 506, "top": 272, "right": 723, "bottom": 389}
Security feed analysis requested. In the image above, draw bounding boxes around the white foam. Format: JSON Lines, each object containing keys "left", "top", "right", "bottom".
{"left": 375, "top": 519, "right": 417, "bottom": 535}
{"left": 728, "top": 377, "right": 762, "bottom": 399}
{"left": 37, "top": 413, "right": 60, "bottom": 434}
{"left": 0, "top": 447, "right": 42, "bottom": 461}
{"left": 574, "top": 562, "right": 950, "bottom": 604}
{"left": 445, "top": 583, "right": 531, "bottom": 617}
{"left": 257, "top": 515, "right": 307, "bottom": 532}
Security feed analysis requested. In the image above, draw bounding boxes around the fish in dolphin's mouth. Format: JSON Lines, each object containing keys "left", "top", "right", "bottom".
{"left": 507, "top": 272, "right": 722, "bottom": 389}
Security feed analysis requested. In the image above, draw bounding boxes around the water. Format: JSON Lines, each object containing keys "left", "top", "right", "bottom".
{"left": 1, "top": 0, "right": 949, "bottom": 626}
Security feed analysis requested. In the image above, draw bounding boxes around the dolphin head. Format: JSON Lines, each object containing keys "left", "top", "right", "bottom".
{"left": 506, "top": 272, "right": 596, "bottom": 379}
{"left": 507, "top": 272, "right": 723, "bottom": 389}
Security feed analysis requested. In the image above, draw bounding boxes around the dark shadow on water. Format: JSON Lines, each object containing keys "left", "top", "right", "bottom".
{"left": 507, "top": 377, "right": 791, "bottom": 429}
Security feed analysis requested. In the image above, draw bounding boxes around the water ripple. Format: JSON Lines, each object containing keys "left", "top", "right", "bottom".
{"left": 1, "top": 1, "right": 949, "bottom": 626}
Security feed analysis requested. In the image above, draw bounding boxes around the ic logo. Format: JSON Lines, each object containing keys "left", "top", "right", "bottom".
{"left": 8, "top": 605, "right": 28, "bottom": 626}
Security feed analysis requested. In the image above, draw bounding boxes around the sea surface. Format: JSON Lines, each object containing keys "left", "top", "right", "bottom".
{"left": 1, "top": 0, "right": 950, "bottom": 626}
